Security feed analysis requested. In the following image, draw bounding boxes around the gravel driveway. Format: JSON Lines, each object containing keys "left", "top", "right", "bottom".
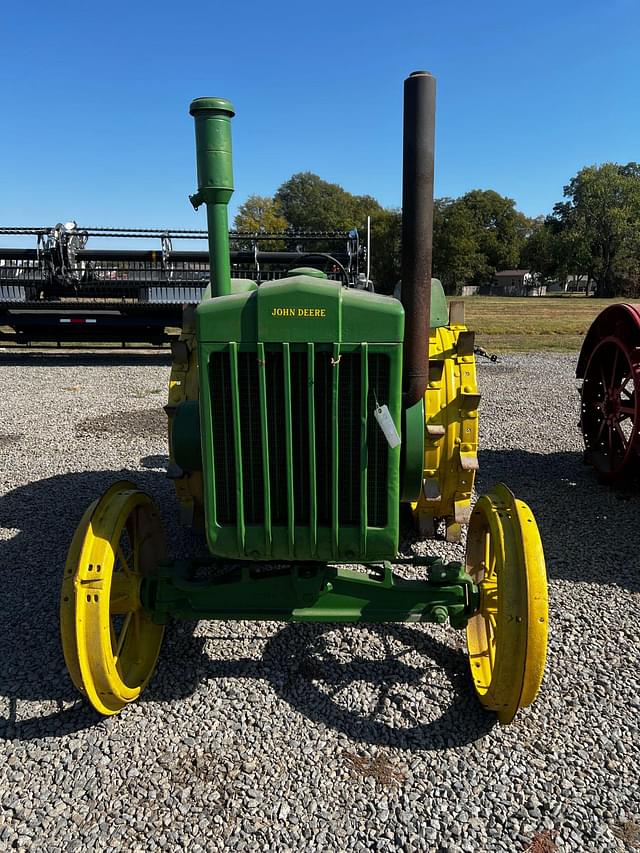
{"left": 0, "top": 350, "right": 638, "bottom": 852}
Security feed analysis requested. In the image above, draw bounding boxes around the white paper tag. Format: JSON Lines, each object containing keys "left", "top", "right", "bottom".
{"left": 374, "top": 404, "right": 401, "bottom": 448}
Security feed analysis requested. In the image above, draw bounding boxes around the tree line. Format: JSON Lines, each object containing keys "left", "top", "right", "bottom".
{"left": 234, "top": 163, "right": 640, "bottom": 297}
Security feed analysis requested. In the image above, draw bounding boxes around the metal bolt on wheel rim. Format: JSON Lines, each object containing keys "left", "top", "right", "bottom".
{"left": 60, "top": 481, "right": 167, "bottom": 715}
{"left": 465, "top": 484, "right": 548, "bottom": 725}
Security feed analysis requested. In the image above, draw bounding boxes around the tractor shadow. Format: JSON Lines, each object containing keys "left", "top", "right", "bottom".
{"left": 0, "top": 470, "right": 492, "bottom": 746}
{"left": 0, "top": 350, "right": 172, "bottom": 368}
{"left": 2, "top": 449, "right": 636, "bottom": 744}
{"left": 477, "top": 449, "right": 640, "bottom": 593}
{"left": 0, "top": 469, "right": 185, "bottom": 741}
{"left": 149, "top": 620, "right": 495, "bottom": 750}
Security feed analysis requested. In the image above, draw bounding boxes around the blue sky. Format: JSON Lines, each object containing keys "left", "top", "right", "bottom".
{"left": 1, "top": 0, "right": 639, "bottom": 237}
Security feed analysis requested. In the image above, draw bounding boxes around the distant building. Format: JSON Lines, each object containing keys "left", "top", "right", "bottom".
{"left": 546, "top": 274, "right": 595, "bottom": 294}
{"left": 565, "top": 274, "right": 594, "bottom": 294}
{"left": 461, "top": 285, "right": 480, "bottom": 297}
{"left": 493, "top": 269, "right": 546, "bottom": 296}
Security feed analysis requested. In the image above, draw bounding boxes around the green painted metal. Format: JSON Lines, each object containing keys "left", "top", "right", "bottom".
{"left": 195, "top": 271, "right": 404, "bottom": 563}
{"left": 307, "top": 342, "right": 318, "bottom": 558}
{"left": 430, "top": 278, "right": 448, "bottom": 329}
{"left": 196, "top": 277, "right": 404, "bottom": 344}
{"left": 202, "top": 278, "right": 257, "bottom": 300}
{"left": 185, "top": 94, "right": 437, "bottom": 587}
{"left": 171, "top": 400, "right": 201, "bottom": 472}
{"left": 283, "top": 342, "right": 295, "bottom": 558}
{"left": 287, "top": 267, "right": 328, "bottom": 279}
{"left": 400, "top": 398, "right": 425, "bottom": 502}
{"left": 189, "top": 97, "right": 235, "bottom": 298}
{"left": 228, "top": 341, "right": 245, "bottom": 553}
{"left": 142, "top": 558, "right": 479, "bottom": 629}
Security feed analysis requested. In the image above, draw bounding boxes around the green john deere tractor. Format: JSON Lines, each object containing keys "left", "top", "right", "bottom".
{"left": 60, "top": 72, "right": 549, "bottom": 725}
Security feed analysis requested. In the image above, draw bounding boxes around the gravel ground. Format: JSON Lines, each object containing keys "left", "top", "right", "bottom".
{"left": 0, "top": 349, "right": 638, "bottom": 852}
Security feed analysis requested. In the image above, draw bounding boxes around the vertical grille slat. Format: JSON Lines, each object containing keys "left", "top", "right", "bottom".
{"left": 367, "top": 354, "right": 391, "bottom": 527}
{"left": 291, "top": 350, "right": 310, "bottom": 524}
{"left": 208, "top": 344, "right": 391, "bottom": 552}
{"left": 282, "top": 343, "right": 295, "bottom": 556}
{"left": 238, "top": 352, "right": 263, "bottom": 524}
{"left": 228, "top": 343, "right": 245, "bottom": 551}
{"left": 307, "top": 343, "right": 317, "bottom": 556}
{"left": 337, "top": 353, "right": 361, "bottom": 525}
{"left": 330, "top": 343, "right": 340, "bottom": 556}
{"left": 209, "top": 350, "right": 236, "bottom": 524}
{"left": 257, "top": 342, "right": 272, "bottom": 548}
{"left": 314, "top": 350, "right": 332, "bottom": 526}
{"left": 360, "top": 344, "right": 369, "bottom": 553}
{"left": 266, "top": 350, "right": 287, "bottom": 525}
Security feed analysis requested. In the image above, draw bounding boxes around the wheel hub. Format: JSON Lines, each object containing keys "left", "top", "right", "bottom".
{"left": 602, "top": 387, "right": 622, "bottom": 421}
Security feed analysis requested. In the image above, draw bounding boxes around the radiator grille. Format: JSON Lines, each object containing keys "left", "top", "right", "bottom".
{"left": 208, "top": 345, "right": 392, "bottom": 550}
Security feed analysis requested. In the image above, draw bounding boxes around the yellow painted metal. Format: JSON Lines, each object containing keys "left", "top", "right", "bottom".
{"left": 412, "top": 311, "right": 480, "bottom": 541}
{"left": 465, "top": 484, "right": 548, "bottom": 725}
{"left": 60, "top": 498, "right": 99, "bottom": 697}
{"left": 60, "top": 481, "right": 167, "bottom": 716}
{"left": 167, "top": 308, "right": 204, "bottom": 527}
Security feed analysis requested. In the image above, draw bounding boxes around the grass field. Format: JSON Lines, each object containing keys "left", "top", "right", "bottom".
{"left": 456, "top": 295, "right": 630, "bottom": 353}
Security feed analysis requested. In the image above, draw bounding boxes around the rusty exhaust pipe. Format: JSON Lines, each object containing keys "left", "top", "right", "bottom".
{"left": 401, "top": 70, "right": 436, "bottom": 408}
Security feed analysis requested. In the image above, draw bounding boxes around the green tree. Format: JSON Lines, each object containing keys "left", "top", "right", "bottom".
{"left": 549, "top": 163, "right": 640, "bottom": 297}
{"left": 433, "top": 198, "right": 482, "bottom": 293}
{"left": 274, "top": 172, "right": 399, "bottom": 290}
{"left": 521, "top": 217, "right": 560, "bottom": 284}
{"left": 432, "top": 191, "right": 530, "bottom": 294}
{"left": 460, "top": 189, "right": 531, "bottom": 275}
{"left": 233, "top": 195, "right": 289, "bottom": 236}
{"left": 274, "top": 172, "right": 383, "bottom": 232}
{"left": 368, "top": 208, "right": 402, "bottom": 294}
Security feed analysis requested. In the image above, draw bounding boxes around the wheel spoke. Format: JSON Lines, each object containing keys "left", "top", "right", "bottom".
{"left": 614, "top": 420, "right": 629, "bottom": 449}
{"left": 599, "top": 363, "right": 608, "bottom": 390}
{"left": 114, "top": 612, "right": 133, "bottom": 659}
{"left": 484, "top": 587, "right": 498, "bottom": 614}
{"left": 117, "top": 546, "right": 131, "bottom": 574}
{"left": 619, "top": 372, "right": 631, "bottom": 394}
{"left": 483, "top": 530, "right": 497, "bottom": 580}
{"left": 129, "top": 511, "right": 139, "bottom": 572}
{"left": 483, "top": 615, "right": 495, "bottom": 669}
{"left": 610, "top": 346, "right": 619, "bottom": 388}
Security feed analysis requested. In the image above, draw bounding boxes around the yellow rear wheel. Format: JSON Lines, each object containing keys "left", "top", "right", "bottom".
{"left": 60, "top": 481, "right": 167, "bottom": 715}
{"left": 465, "top": 484, "right": 548, "bottom": 724}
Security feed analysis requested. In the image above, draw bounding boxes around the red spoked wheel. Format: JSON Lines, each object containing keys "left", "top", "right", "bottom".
{"left": 581, "top": 333, "right": 640, "bottom": 481}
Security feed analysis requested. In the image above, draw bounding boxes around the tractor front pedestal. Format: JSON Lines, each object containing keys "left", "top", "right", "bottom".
{"left": 141, "top": 558, "right": 478, "bottom": 628}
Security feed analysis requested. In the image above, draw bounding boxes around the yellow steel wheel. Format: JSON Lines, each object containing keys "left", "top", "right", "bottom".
{"left": 60, "top": 498, "right": 99, "bottom": 696}
{"left": 465, "top": 484, "right": 548, "bottom": 725}
{"left": 60, "top": 481, "right": 167, "bottom": 715}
